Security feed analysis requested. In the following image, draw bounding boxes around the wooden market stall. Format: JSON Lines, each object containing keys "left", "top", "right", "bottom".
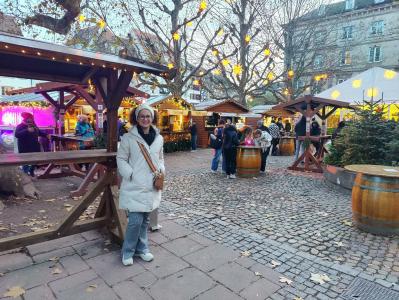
{"left": 273, "top": 95, "right": 350, "bottom": 173}
{"left": 0, "top": 32, "right": 173, "bottom": 251}
{"left": 145, "top": 95, "right": 193, "bottom": 152}
{"left": 193, "top": 99, "right": 250, "bottom": 148}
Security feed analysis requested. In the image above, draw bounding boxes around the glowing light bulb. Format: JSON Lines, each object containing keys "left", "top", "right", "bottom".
{"left": 331, "top": 90, "right": 340, "bottom": 99}
{"left": 173, "top": 32, "right": 180, "bottom": 41}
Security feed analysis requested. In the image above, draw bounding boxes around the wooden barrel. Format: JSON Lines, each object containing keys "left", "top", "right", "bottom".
{"left": 279, "top": 137, "right": 295, "bottom": 156}
{"left": 346, "top": 165, "right": 399, "bottom": 236}
{"left": 236, "top": 146, "right": 261, "bottom": 178}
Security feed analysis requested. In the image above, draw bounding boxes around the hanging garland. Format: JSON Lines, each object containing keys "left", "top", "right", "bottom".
{"left": 0, "top": 101, "right": 50, "bottom": 108}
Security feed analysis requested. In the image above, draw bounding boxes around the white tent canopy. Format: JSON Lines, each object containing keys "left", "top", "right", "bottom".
{"left": 316, "top": 67, "right": 399, "bottom": 104}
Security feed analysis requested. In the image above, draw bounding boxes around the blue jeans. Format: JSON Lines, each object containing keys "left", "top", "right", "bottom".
{"left": 211, "top": 148, "right": 223, "bottom": 171}
{"left": 122, "top": 211, "right": 150, "bottom": 260}
{"left": 295, "top": 140, "right": 304, "bottom": 160}
{"left": 191, "top": 134, "right": 197, "bottom": 150}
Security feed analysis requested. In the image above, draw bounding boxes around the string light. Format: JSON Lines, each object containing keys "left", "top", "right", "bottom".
{"left": 78, "top": 14, "right": 86, "bottom": 22}
{"left": 168, "top": 63, "right": 174, "bottom": 69}
{"left": 21, "top": 49, "right": 25, "bottom": 53}
{"left": 212, "top": 49, "right": 218, "bottom": 56}
{"left": 199, "top": 0, "right": 207, "bottom": 11}
{"left": 37, "top": 52, "right": 41, "bottom": 56}
{"left": 264, "top": 48, "right": 271, "bottom": 56}
{"left": 331, "top": 90, "right": 340, "bottom": 99}
{"left": 352, "top": 79, "right": 362, "bottom": 88}
{"left": 173, "top": 32, "right": 180, "bottom": 41}
{"left": 66, "top": 58, "right": 70, "bottom": 62}
{"left": 217, "top": 28, "right": 224, "bottom": 36}
{"left": 245, "top": 35, "right": 251, "bottom": 43}
{"left": 97, "top": 19, "right": 106, "bottom": 29}
{"left": 267, "top": 72, "right": 275, "bottom": 80}
{"left": 193, "top": 79, "right": 200, "bottom": 86}
{"left": 287, "top": 70, "right": 294, "bottom": 78}
{"left": 263, "top": 79, "right": 269, "bottom": 85}
{"left": 213, "top": 69, "right": 221, "bottom": 75}
{"left": 187, "top": 21, "right": 193, "bottom": 27}
{"left": 221, "top": 58, "right": 230, "bottom": 66}
{"left": 233, "top": 64, "right": 242, "bottom": 75}
{"left": 4, "top": 45, "right": 8, "bottom": 48}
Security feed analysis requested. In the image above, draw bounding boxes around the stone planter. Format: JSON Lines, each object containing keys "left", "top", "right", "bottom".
{"left": 322, "top": 164, "right": 356, "bottom": 190}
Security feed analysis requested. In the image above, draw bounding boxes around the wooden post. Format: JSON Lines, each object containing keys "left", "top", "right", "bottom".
{"left": 59, "top": 91, "right": 66, "bottom": 135}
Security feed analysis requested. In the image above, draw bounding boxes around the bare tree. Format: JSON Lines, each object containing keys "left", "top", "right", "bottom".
{"left": 203, "top": 0, "right": 277, "bottom": 105}
{"left": 120, "top": 0, "right": 227, "bottom": 98}
{"left": 268, "top": 0, "right": 336, "bottom": 100}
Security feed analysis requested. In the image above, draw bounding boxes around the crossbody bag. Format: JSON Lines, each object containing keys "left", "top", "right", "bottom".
{"left": 137, "top": 142, "right": 164, "bottom": 191}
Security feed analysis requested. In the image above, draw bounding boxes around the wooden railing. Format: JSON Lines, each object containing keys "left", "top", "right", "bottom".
{"left": 0, "top": 150, "right": 126, "bottom": 252}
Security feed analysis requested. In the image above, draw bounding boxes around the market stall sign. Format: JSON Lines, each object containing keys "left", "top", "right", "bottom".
{"left": 191, "top": 111, "right": 208, "bottom": 117}
{"left": 167, "top": 109, "right": 188, "bottom": 116}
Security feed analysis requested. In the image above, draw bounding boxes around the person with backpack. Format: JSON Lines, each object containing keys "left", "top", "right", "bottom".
{"left": 223, "top": 123, "right": 240, "bottom": 179}
{"left": 210, "top": 119, "right": 225, "bottom": 173}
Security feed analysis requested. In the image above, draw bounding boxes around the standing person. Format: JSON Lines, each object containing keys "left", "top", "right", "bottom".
{"left": 294, "top": 116, "right": 306, "bottom": 160}
{"left": 189, "top": 121, "right": 198, "bottom": 152}
{"left": 117, "top": 104, "right": 165, "bottom": 266}
{"left": 223, "top": 123, "right": 239, "bottom": 179}
{"left": 75, "top": 115, "right": 95, "bottom": 142}
{"left": 310, "top": 118, "right": 321, "bottom": 154}
{"left": 257, "top": 119, "right": 271, "bottom": 134}
{"left": 268, "top": 120, "right": 280, "bottom": 155}
{"left": 15, "top": 112, "right": 47, "bottom": 176}
{"left": 210, "top": 119, "right": 225, "bottom": 173}
{"left": 243, "top": 127, "right": 255, "bottom": 146}
{"left": 332, "top": 121, "right": 346, "bottom": 143}
{"left": 277, "top": 118, "right": 284, "bottom": 131}
{"left": 284, "top": 120, "right": 292, "bottom": 134}
{"left": 254, "top": 129, "right": 272, "bottom": 173}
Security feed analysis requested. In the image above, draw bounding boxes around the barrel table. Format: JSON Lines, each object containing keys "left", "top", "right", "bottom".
{"left": 345, "top": 165, "right": 399, "bottom": 236}
{"left": 279, "top": 137, "right": 295, "bottom": 156}
{"left": 236, "top": 146, "right": 261, "bottom": 178}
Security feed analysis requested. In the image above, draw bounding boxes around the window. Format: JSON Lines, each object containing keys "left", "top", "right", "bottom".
{"left": 345, "top": 0, "right": 355, "bottom": 10}
{"left": 370, "top": 20, "right": 384, "bottom": 35}
{"left": 342, "top": 26, "right": 353, "bottom": 39}
{"left": 340, "top": 50, "right": 351, "bottom": 65}
{"left": 314, "top": 55, "right": 324, "bottom": 69}
{"left": 369, "top": 46, "right": 382, "bottom": 62}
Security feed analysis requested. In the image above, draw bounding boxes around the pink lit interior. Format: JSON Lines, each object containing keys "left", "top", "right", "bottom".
{"left": 0, "top": 106, "right": 55, "bottom": 127}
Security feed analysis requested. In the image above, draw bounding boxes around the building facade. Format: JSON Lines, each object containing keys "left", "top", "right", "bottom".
{"left": 287, "top": 0, "right": 399, "bottom": 94}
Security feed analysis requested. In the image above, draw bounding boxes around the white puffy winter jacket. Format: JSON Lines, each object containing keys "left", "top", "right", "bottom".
{"left": 117, "top": 125, "right": 165, "bottom": 212}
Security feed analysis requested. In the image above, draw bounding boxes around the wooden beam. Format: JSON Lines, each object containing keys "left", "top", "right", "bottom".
{"left": 40, "top": 92, "right": 58, "bottom": 107}
{"left": 0, "top": 217, "right": 108, "bottom": 252}
{"left": 74, "top": 86, "right": 98, "bottom": 110}
{"left": 56, "top": 173, "right": 112, "bottom": 235}
{"left": 324, "top": 107, "right": 339, "bottom": 119}
{"left": 0, "top": 68, "right": 83, "bottom": 85}
{"left": 65, "top": 95, "right": 79, "bottom": 108}
{"left": 82, "top": 67, "right": 99, "bottom": 83}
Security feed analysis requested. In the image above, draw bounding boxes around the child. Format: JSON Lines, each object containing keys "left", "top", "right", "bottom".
{"left": 243, "top": 127, "right": 255, "bottom": 146}
{"left": 254, "top": 129, "right": 272, "bottom": 173}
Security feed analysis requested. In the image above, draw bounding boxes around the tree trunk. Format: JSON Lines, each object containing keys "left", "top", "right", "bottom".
{"left": 0, "top": 145, "right": 40, "bottom": 199}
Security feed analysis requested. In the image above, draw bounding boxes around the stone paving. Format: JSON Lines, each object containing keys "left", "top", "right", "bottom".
{"left": 1, "top": 149, "right": 398, "bottom": 299}
{"left": 160, "top": 149, "right": 399, "bottom": 299}
{"left": 0, "top": 218, "right": 287, "bottom": 300}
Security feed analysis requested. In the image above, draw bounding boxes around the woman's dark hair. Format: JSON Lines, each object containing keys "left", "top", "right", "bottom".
{"left": 129, "top": 107, "right": 158, "bottom": 126}
{"left": 218, "top": 119, "right": 226, "bottom": 126}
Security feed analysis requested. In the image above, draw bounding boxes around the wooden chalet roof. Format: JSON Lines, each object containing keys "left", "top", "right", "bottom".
{"left": 195, "top": 99, "right": 249, "bottom": 113}
{"left": 0, "top": 33, "right": 175, "bottom": 84}
{"left": 273, "top": 95, "right": 350, "bottom": 113}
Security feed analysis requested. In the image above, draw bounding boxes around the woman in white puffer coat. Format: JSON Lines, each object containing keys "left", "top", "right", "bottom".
{"left": 117, "top": 104, "right": 165, "bottom": 266}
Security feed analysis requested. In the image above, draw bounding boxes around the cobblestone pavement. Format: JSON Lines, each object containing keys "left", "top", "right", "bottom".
{"left": 0, "top": 219, "right": 290, "bottom": 300}
{"left": 160, "top": 149, "right": 399, "bottom": 299}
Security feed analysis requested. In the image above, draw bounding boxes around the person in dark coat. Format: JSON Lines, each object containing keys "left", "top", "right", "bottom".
{"left": 284, "top": 120, "right": 292, "bottom": 133}
{"left": 310, "top": 118, "right": 321, "bottom": 153}
{"left": 15, "top": 112, "right": 47, "bottom": 176}
{"left": 332, "top": 121, "right": 346, "bottom": 142}
{"left": 294, "top": 116, "right": 306, "bottom": 160}
{"left": 223, "top": 124, "right": 239, "bottom": 179}
{"left": 189, "top": 121, "right": 198, "bottom": 151}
